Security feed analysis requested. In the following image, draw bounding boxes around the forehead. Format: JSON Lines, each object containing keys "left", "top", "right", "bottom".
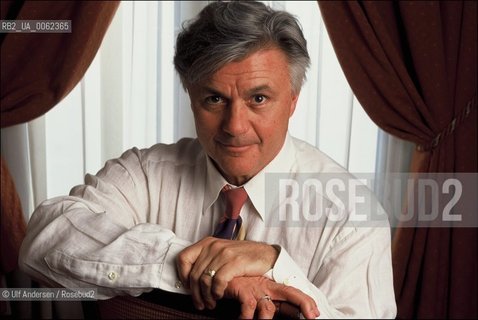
{"left": 200, "top": 48, "right": 291, "bottom": 92}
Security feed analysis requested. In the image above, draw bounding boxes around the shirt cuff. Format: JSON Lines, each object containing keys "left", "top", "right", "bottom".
{"left": 270, "top": 245, "right": 309, "bottom": 287}
{"left": 268, "top": 246, "right": 343, "bottom": 318}
{"left": 159, "top": 237, "right": 191, "bottom": 294}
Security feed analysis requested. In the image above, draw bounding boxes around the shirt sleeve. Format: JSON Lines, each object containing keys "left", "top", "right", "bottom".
{"left": 19, "top": 147, "right": 191, "bottom": 299}
{"left": 269, "top": 226, "right": 397, "bottom": 319}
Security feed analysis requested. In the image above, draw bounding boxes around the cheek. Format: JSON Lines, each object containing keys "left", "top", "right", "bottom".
{"left": 194, "top": 112, "right": 218, "bottom": 136}
{"left": 264, "top": 111, "right": 290, "bottom": 132}
{"left": 258, "top": 112, "right": 290, "bottom": 147}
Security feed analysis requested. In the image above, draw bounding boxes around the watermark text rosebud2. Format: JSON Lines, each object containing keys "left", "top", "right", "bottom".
{"left": 264, "top": 173, "right": 477, "bottom": 228}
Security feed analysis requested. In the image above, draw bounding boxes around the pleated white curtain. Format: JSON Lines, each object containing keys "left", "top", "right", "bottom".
{"left": 1, "top": 1, "right": 413, "bottom": 222}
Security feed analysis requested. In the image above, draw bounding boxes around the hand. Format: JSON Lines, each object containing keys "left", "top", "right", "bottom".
{"left": 224, "top": 276, "right": 320, "bottom": 319}
{"left": 176, "top": 236, "right": 279, "bottom": 310}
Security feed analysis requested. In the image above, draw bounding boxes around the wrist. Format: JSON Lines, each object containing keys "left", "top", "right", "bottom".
{"left": 266, "top": 244, "right": 281, "bottom": 268}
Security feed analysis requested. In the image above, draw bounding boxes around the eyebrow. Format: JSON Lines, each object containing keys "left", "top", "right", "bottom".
{"left": 202, "top": 86, "right": 223, "bottom": 96}
{"left": 201, "top": 85, "right": 273, "bottom": 97}
{"left": 245, "top": 85, "right": 273, "bottom": 96}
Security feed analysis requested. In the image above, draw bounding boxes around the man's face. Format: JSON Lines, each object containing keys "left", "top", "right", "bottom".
{"left": 187, "top": 48, "right": 299, "bottom": 185}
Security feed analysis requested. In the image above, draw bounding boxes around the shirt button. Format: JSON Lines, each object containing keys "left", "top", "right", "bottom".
{"left": 284, "top": 276, "right": 296, "bottom": 286}
{"left": 107, "top": 272, "right": 117, "bottom": 281}
{"left": 175, "top": 281, "right": 182, "bottom": 288}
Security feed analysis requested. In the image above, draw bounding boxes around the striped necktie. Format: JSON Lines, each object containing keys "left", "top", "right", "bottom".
{"left": 213, "top": 185, "right": 248, "bottom": 240}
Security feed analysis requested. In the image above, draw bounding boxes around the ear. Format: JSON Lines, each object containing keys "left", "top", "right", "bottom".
{"left": 289, "top": 93, "right": 299, "bottom": 118}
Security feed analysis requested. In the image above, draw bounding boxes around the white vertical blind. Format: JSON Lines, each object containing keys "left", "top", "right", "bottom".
{"left": 81, "top": 55, "right": 102, "bottom": 175}
{"left": 1, "top": 1, "right": 405, "bottom": 220}
{"left": 173, "top": 1, "right": 210, "bottom": 142}
{"left": 0, "top": 124, "right": 34, "bottom": 221}
{"left": 44, "top": 84, "right": 84, "bottom": 198}
{"left": 282, "top": 1, "right": 321, "bottom": 147}
{"left": 157, "top": 0, "right": 176, "bottom": 143}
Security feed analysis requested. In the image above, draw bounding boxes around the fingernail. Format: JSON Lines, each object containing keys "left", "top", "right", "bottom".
{"left": 206, "top": 302, "right": 215, "bottom": 310}
{"left": 314, "top": 308, "right": 320, "bottom": 317}
{"left": 196, "top": 303, "right": 204, "bottom": 310}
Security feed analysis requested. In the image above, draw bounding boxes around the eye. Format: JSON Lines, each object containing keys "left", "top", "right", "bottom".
{"left": 251, "top": 95, "right": 267, "bottom": 105}
{"left": 205, "top": 95, "right": 225, "bottom": 105}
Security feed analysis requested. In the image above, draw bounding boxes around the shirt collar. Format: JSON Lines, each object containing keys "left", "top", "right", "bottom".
{"left": 203, "top": 133, "right": 296, "bottom": 220}
{"left": 203, "top": 156, "right": 230, "bottom": 214}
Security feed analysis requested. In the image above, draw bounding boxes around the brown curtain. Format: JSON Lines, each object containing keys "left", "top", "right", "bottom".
{"left": 0, "top": 0, "right": 119, "bottom": 317}
{"left": 1, "top": 0, "right": 119, "bottom": 127}
{"left": 318, "top": 1, "right": 477, "bottom": 319}
{"left": 0, "top": 158, "right": 26, "bottom": 275}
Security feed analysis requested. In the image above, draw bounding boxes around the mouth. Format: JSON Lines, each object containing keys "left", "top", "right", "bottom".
{"left": 217, "top": 141, "right": 254, "bottom": 153}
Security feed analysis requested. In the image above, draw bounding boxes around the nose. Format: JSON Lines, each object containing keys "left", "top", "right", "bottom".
{"left": 221, "top": 102, "right": 249, "bottom": 136}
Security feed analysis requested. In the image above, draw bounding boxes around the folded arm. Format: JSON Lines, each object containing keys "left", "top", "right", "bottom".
{"left": 176, "top": 226, "right": 397, "bottom": 318}
{"left": 19, "top": 148, "right": 191, "bottom": 299}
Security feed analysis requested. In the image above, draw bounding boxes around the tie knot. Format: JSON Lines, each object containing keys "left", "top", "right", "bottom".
{"left": 222, "top": 185, "right": 248, "bottom": 219}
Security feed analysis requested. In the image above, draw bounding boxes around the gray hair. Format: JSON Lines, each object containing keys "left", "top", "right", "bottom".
{"left": 174, "top": 1, "right": 310, "bottom": 94}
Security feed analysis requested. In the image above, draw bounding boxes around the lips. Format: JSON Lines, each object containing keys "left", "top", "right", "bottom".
{"left": 221, "top": 144, "right": 252, "bottom": 153}
{"left": 215, "top": 139, "right": 255, "bottom": 153}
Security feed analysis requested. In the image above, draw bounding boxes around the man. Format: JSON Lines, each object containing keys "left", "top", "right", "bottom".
{"left": 19, "top": 1, "right": 396, "bottom": 318}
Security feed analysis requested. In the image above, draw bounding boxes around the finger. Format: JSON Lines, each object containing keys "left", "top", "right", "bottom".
{"left": 189, "top": 264, "right": 214, "bottom": 310}
{"left": 208, "top": 261, "right": 237, "bottom": 300}
{"left": 299, "top": 299, "right": 320, "bottom": 319}
{"left": 181, "top": 238, "right": 218, "bottom": 309}
{"left": 207, "top": 251, "right": 257, "bottom": 299}
{"left": 188, "top": 253, "right": 211, "bottom": 298}
{"left": 257, "top": 297, "right": 276, "bottom": 319}
{"left": 189, "top": 273, "right": 205, "bottom": 310}
{"left": 189, "top": 240, "right": 232, "bottom": 305}
{"left": 211, "top": 273, "right": 228, "bottom": 300}
{"left": 199, "top": 271, "right": 217, "bottom": 309}
{"left": 200, "top": 261, "right": 233, "bottom": 307}
{"left": 176, "top": 240, "right": 208, "bottom": 288}
{"left": 189, "top": 255, "right": 221, "bottom": 309}
{"left": 276, "top": 301, "right": 301, "bottom": 319}
{"left": 176, "top": 253, "right": 194, "bottom": 289}
{"left": 275, "top": 286, "right": 319, "bottom": 318}
{"left": 196, "top": 263, "right": 230, "bottom": 306}
{"left": 188, "top": 238, "right": 225, "bottom": 283}
{"left": 239, "top": 296, "right": 257, "bottom": 319}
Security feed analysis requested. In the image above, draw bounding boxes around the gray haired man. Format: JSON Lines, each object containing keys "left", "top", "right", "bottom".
{"left": 20, "top": 1, "right": 396, "bottom": 318}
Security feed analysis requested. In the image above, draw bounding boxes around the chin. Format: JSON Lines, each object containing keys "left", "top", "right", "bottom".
{"left": 220, "top": 165, "right": 257, "bottom": 183}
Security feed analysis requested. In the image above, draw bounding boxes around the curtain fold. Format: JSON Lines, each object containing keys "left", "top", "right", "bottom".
{"left": 318, "top": 1, "right": 476, "bottom": 318}
{"left": 0, "top": 0, "right": 119, "bottom": 258}
{"left": 0, "top": 156, "right": 25, "bottom": 274}
{"left": 0, "top": 1, "right": 119, "bottom": 318}
{"left": 1, "top": 0, "right": 120, "bottom": 127}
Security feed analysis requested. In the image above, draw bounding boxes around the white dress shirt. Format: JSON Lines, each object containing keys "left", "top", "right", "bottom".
{"left": 19, "top": 134, "right": 397, "bottom": 318}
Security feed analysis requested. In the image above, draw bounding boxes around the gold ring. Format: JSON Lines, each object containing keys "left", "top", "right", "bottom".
{"left": 204, "top": 269, "right": 216, "bottom": 278}
{"left": 259, "top": 295, "right": 272, "bottom": 302}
